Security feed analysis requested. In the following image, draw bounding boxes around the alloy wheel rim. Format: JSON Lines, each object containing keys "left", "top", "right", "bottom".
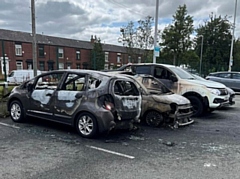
{"left": 78, "top": 115, "right": 93, "bottom": 135}
{"left": 146, "top": 111, "right": 163, "bottom": 127}
{"left": 11, "top": 103, "right": 21, "bottom": 120}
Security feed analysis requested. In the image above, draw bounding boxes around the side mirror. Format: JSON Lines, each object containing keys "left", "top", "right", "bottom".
{"left": 170, "top": 75, "right": 178, "bottom": 82}
{"left": 27, "top": 83, "right": 34, "bottom": 92}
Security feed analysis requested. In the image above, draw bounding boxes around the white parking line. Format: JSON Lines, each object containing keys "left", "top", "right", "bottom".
{"left": 0, "top": 122, "right": 20, "bottom": 129}
{"left": 86, "top": 145, "right": 135, "bottom": 159}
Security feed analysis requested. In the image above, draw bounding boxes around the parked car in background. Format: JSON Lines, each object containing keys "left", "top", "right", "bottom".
{"left": 128, "top": 74, "right": 193, "bottom": 127}
{"left": 7, "top": 70, "right": 42, "bottom": 83}
{"left": 7, "top": 70, "right": 142, "bottom": 138}
{"left": 206, "top": 71, "right": 240, "bottom": 92}
{"left": 193, "top": 74, "right": 235, "bottom": 106}
{"left": 110, "top": 63, "right": 231, "bottom": 117}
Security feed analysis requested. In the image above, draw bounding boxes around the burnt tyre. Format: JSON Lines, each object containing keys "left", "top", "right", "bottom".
{"left": 76, "top": 112, "right": 98, "bottom": 138}
{"left": 10, "top": 100, "right": 25, "bottom": 122}
{"left": 188, "top": 96, "right": 203, "bottom": 117}
{"left": 145, "top": 111, "right": 164, "bottom": 127}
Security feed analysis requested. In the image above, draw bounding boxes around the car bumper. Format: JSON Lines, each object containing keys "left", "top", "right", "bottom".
{"left": 169, "top": 105, "right": 193, "bottom": 127}
{"left": 209, "top": 95, "right": 230, "bottom": 108}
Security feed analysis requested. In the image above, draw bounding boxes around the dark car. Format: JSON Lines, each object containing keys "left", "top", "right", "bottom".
{"left": 7, "top": 70, "right": 142, "bottom": 138}
{"left": 206, "top": 71, "right": 240, "bottom": 92}
{"left": 109, "top": 72, "right": 193, "bottom": 127}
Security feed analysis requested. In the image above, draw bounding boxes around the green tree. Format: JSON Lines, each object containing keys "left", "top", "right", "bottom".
{"left": 91, "top": 36, "right": 105, "bottom": 70}
{"left": 232, "top": 38, "right": 240, "bottom": 71}
{"left": 195, "top": 14, "right": 232, "bottom": 76}
{"left": 160, "top": 4, "right": 194, "bottom": 66}
{"left": 119, "top": 16, "right": 154, "bottom": 63}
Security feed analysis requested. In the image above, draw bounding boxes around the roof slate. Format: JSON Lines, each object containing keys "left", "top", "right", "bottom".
{"left": 0, "top": 28, "right": 127, "bottom": 53}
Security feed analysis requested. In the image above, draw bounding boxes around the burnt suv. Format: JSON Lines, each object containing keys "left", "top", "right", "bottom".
{"left": 7, "top": 70, "right": 141, "bottom": 138}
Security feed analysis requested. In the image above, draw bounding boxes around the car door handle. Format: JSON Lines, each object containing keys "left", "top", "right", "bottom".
{"left": 75, "top": 93, "right": 83, "bottom": 99}
{"left": 46, "top": 93, "right": 52, "bottom": 96}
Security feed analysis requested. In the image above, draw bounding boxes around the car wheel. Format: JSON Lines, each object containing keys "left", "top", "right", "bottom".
{"left": 145, "top": 111, "right": 163, "bottom": 127}
{"left": 10, "top": 100, "right": 25, "bottom": 122}
{"left": 76, "top": 112, "right": 98, "bottom": 138}
{"left": 188, "top": 96, "right": 203, "bottom": 117}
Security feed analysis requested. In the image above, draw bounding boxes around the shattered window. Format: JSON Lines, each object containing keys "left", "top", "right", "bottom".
{"left": 141, "top": 77, "right": 170, "bottom": 94}
{"left": 62, "top": 73, "right": 86, "bottom": 91}
{"left": 89, "top": 76, "right": 101, "bottom": 89}
{"left": 114, "top": 80, "right": 139, "bottom": 96}
{"left": 35, "top": 72, "right": 64, "bottom": 90}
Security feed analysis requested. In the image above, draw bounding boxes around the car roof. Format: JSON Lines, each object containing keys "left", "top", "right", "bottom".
{"left": 41, "top": 69, "right": 134, "bottom": 81}
{"left": 209, "top": 71, "right": 240, "bottom": 74}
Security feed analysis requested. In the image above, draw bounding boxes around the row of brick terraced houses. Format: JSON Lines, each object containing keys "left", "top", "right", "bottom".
{"left": 0, "top": 29, "right": 143, "bottom": 76}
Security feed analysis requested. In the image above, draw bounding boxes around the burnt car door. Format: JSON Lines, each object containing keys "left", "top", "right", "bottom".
{"left": 110, "top": 78, "right": 141, "bottom": 121}
{"left": 27, "top": 72, "right": 65, "bottom": 119}
{"left": 52, "top": 72, "right": 88, "bottom": 123}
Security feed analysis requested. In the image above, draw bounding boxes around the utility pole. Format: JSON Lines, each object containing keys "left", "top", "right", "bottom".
{"left": 153, "top": 0, "right": 159, "bottom": 63}
{"left": 31, "top": 0, "right": 37, "bottom": 76}
{"left": 1, "top": 40, "right": 7, "bottom": 81}
{"left": 199, "top": 35, "right": 204, "bottom": 76}
{"left": 228, "top": 0, "right": 238, "bottom": 72}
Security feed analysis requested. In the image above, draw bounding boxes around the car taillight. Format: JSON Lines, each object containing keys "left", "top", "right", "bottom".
{"left": 104, "top": 101, "right": 114, "bottom": 111}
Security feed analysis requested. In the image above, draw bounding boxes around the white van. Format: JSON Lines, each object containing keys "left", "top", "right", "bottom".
{"left": 7, "top": 70, "right": 42, "bottom": 83}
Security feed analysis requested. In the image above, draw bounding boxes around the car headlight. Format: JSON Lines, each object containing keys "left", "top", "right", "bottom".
{"left": 207, "top": 88, "right": 221, "bottom": 96}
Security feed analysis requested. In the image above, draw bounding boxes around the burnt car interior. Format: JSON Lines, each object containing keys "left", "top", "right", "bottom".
{"left": 114, "top": 81, "right": 139, "bottom": 96}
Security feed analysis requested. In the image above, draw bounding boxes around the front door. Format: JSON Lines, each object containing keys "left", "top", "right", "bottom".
{"left": 28, "top": 72, "right": 64, "bottom": 120}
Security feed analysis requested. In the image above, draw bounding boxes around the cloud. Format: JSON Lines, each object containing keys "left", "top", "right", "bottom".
{"left": 0, "top": 0, "right": 239, "bottom": 45}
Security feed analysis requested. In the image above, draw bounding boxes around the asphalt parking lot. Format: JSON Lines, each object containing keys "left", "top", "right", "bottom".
{"left": 0, "top": 95, "right": 240, "bottom": 179}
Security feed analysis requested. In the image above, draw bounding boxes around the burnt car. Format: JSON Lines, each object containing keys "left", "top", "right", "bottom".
{"left": 111, "top": 72, "right": 193, "bottom": 127}
{"left": 7, "top": 70, "right": 141, "bottom": 138}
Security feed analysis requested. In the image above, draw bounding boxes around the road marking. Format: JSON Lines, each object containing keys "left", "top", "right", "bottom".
{"left": 86, "top": 145, "right": 135, "bottom": 159}
{"left": 0, "top": 122, "right": 20, "bottom": 129}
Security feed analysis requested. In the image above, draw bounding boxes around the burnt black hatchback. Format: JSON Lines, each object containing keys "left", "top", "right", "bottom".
{"left": 7, "top": 70, "right": 141, "bottom": 138}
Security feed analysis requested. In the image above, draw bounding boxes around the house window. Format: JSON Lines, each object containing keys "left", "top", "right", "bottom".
{"left": 138, "top": 56, "right": 141, "bottom": 63}
{"left": 104, "top": 64, "right": 109, "bottom": 70}
{"left": 58, "top": 48, "right": 64, "bottom": 58}
{"left": 16, "top": 61, "right": 23, "bottom": 70}
{"left": 59, "top": 63, "right": 64, "bottom": 70}
{"left": 38, "top": 45, "right": 45, "bottom": 57}
{"left": 76, "top": 63, "right": 81, "bottom": 69}
{"left": 39, "top": 61, "right": 45, "bottom": 71}
{"left": 117, "top": 53, "right": 121, "bottom": 63}
{"left": 15, "top": 44, "right": 22, "bottom": 56}
{"left": 76, "top": 50, "right": 81, "bottom": 60}
{"left": 105, "top": 52, "right": 109, "bottom": 62}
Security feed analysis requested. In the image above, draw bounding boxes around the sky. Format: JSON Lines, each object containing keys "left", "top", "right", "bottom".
{"left": 0, "top": 0, "right": 239, "bottom": 46}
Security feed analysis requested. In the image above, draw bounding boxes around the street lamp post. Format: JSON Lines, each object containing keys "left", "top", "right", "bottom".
{"left": 153, "top": 0, "right": 159, "bottom": 63}
{"left": 228, "top": 0, "right": 238, "bottom": 72}
{"left": 199, "top": 35, "right": 204, "bottom": 76}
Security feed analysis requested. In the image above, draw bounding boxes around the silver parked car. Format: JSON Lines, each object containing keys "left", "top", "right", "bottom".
{"left": 206, "top": 71, "right": 240, "bottom": 92}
